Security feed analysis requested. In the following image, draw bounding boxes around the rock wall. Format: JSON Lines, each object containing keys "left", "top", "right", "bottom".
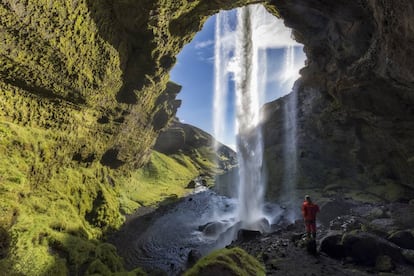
{"left": 263, "top": 0, "right": 414, "bottom": 201}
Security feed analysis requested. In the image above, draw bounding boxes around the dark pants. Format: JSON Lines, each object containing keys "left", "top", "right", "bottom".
{"left": 305, "top": 219, "right": 316, "bottom": 237}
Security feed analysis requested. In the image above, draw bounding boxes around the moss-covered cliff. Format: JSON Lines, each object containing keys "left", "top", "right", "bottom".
{"left": 0, "top": 0, "right": 247, "bottom": 274}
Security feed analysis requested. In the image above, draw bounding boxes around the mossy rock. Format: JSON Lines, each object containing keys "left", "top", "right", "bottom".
{"left": 184, "top": 247, "right": 265, "bottom": 276}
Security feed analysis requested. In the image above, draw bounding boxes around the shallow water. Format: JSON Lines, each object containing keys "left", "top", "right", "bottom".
{"left": 112, "top": 190, "right": 283, "bottom": 275}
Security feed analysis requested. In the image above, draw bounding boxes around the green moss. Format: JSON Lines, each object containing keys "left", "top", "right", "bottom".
{"left": 117, "top": 151, "right": 199, "bottom": 208}
{"left": 184, "top": 247, "right": 265, "bottom": 276}
{"left": 0, "top": 0, "right": 251, "bottom": 274}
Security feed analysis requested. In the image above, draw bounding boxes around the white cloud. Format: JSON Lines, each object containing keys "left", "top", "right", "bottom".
{"left": 194, "top": 39, "right": 214, "bottom": 49}
{"left": 249, "top": 5, "right": 300, "bottom": 49}
{"left": 227, "top": 144, "right": 237, "bottom": 151}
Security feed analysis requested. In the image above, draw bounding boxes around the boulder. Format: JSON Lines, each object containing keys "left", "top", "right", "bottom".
{"left": 375, "top": 255, "right": 394, "bottom": 272}
{"left": 237, "top": 229, "right": 262, "bottom": 242}
{"left": 329, "top": 215, "right": 364, "bottom": 232}
{"left": 186, "top": 180, "right": 196, "bottom": 189}
{"left": 318, "top": 200, "right": 354, "bottom": 226}
{"left": 342, "top": 231, "right": 403, "bottom": 266}
{"left": 187, "top": 249, "right": 202, "bottom": 267}
{"left": 402, "top": 249, "right": 414, "bottom": 265}
{"left": 199, "top": 221, "right": 228, "bottom": 237}
{"left": 388, "top": 230, "right": 414, "bottom": 250}
{"left": 368, "top": 218, "right": 399, "bottom": 237}
{"left": 320, "top": 232, "right": 345, "bottom": 259}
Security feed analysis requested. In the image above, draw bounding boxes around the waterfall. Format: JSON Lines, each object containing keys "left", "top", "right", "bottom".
{"left": 232, "top": 6, "right": 266, "bottom": 229}
{"left": 213, "top": 4, "right": 302, "bottom": 231}
{"left": 213, "top": 12, "right": 232, "bottom": 151}
{"left": 281, "top": 46, "right": 299, "bottom": 221}
{"left": 281, "top": 46, "right": 296, "bottom": 84}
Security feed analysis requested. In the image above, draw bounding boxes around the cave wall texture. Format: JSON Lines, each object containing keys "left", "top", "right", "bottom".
{"left": 262, "top": 0, "right": 414, "bottom": 202}
{"left": 0, "top": 0, "right": 413, "bottom": 274}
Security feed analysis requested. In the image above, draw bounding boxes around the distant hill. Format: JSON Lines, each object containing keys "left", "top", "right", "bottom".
{"left": 154, "top": 119, "right": 238, "bottom": 178}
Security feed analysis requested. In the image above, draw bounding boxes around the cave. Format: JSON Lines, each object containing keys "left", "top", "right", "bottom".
{"left": 1, "top": 0, "right": 414, "bottom": 275}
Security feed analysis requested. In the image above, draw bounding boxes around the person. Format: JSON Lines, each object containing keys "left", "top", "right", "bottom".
{"left": 301, "top": 195, "right": 320, "bottom": 239}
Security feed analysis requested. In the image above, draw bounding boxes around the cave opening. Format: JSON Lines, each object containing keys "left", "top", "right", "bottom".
{"left": 170, "top": 4, "right": 306, "bottom": 223}
{"left": 170, "top": 5, "right": 306, "bottom": 150}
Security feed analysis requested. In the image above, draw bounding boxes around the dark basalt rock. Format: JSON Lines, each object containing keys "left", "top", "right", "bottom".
{"left": 402, "top": 249, "right": 414, "bottom": 265}
{"left": 237, "top": 229, "right": 262, "bottom": 242}
{"left": 388, "top": 230, "right": 414, "bottom": 250}
{"left": 320, "top": 232, "right": 345, "bottom": 259}
{"left": 199, "top": 221, "right": 231, "bottom": 237}
{"left": 262, "top": 0, "right": 414, "bottom": 201}
{"left": 187, "top": 249, "right": 202, "bottom": 267}
{"left": 375, "top": 255, "right": 394, "bottom": 272}
{"left": 342, "top": 231, "right": 403, "bottom": 266}
{"left": 328, "top": 215, "right": 365, "bottom": 232}
{"left": 186, "top": 180, "right": 197, "bottom": 189}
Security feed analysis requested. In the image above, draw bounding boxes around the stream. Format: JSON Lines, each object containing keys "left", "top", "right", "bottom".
{"left": 109, "top": 190, "right": 283, "bottom": 275}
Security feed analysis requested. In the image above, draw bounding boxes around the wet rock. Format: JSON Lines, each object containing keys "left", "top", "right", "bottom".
{"left": 318, "top": 200, "right": 354, "bottom": 225}
{"left": 269, "top": 258, "right": 283, "bottom": 270}
{"left": 342, "top": 231, "right": 403, "bottom": 266}
{"left": 199, "top": 221, "right": 228, "bottom": 237}
{"left": 320, "top": 232, "right": 345, "bottom": 259}
{"left": 388, "top": 230, "right": 414, "bottom": 250}
{"left": 368, "top": 218, "right": 399, "bottom": 237}
{"left": 262, "top": 252, "right": 270, "bottom": 262}
{"left": 306, "top": 239, "right": 317, "bottom": 255}
{"left": 375, "top": 255, "right": 394, "bottom": 272}
{"left": 388, "top": 203, "right": 414, "bottom": 229}
{"left": 186, "top": 180, "right": 196, "bottom": 189}
{"left": 353, "top": 205, "right": 387, "bottom": 220}
{"left": 402, "top": 249, "right": 414, "bottom": 265}
{"left": 290, "top": 232, "right": 304, "bottom": 243}
{"left": 187, "top": 249, "right": 202, "bottom": 267}
{"left": 329, "top": 215, "right": 364, "bottom": 232}
{"left": 237, "top": 229, "right": 261, "bottom": 242}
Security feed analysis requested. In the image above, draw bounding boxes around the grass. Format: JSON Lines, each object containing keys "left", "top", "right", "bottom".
{"left": 0, "top": 120, "right": 213, "bottom": 275}
{"left": 117, "top": 151, "right": 200, "bottom": 212}
{"left": 0, "top": 119, "right": 212, "bottom": 275}
{"left": 184, "top": 247, "right": 265, "bottom": 276}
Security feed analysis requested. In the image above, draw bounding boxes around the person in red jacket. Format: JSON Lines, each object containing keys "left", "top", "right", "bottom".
{"left": 301, "top": 195, "right": 320, "bottom": 239}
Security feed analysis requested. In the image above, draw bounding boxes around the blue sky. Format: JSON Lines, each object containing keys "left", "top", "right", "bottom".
{"left": 170, "top": 11, "right": 306, "bottom": 148}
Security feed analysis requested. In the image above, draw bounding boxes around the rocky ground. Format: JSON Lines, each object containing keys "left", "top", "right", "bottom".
{"left": 230, "top": 198, "right": 414, "bottom": 275}
{"left": 110, "top": 193, "right": 414, "bottom": 275}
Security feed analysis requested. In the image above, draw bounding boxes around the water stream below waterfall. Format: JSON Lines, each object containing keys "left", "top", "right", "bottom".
{"left": 109, "top": 190, "right": 283, "bottom": 275}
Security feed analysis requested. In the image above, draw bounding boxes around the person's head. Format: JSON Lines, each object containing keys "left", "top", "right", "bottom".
{"left": 305, "top": 195, "right": 311, "bottom": 202}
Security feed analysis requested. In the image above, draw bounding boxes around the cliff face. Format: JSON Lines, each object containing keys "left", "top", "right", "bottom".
{"left": 1, "top": 0, "right": 414, "bottom": 274}
{"left": 263, "top": 0, "right": 414, "bottom": 201}
{"left": 0, "top": 1, "right": 249, "bottom": 274}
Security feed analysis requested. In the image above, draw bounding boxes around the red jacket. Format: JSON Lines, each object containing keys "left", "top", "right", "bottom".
{"left": 302, "top": 201, "right": 320, "bottom": 221}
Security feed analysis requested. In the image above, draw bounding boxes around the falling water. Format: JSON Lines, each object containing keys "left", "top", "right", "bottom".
{"left": 232, "top": 6, "right": 267, "bottom": 230}
{"left": 213, "top": 12, "right": 232, "bottom": 151}
{"left": 281, "top": 46, "right": 299, "bottom": 221}
{"left": 213, "top": 4, "right": 302, "bottom": 230}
